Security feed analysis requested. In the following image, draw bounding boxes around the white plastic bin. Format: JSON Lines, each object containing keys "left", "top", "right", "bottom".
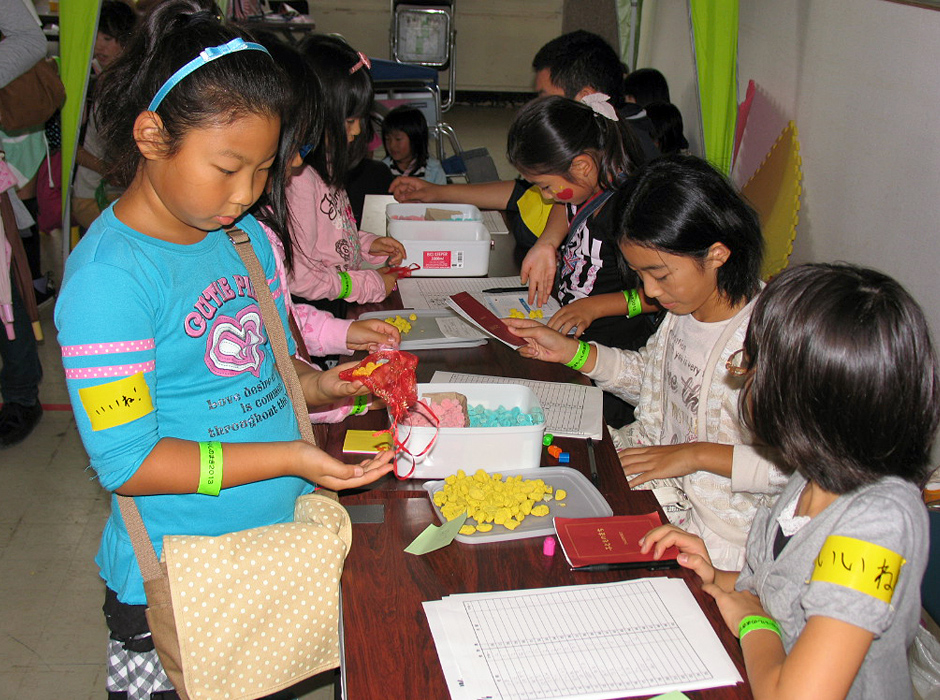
{"left": 386, "top": 203, "right": 482, "bottom": 222}
{"left": 387, "top": 203, "right": 491, "bottom": 276}
{"left": 394, "top": 383, "right": 545, "bottom": 479}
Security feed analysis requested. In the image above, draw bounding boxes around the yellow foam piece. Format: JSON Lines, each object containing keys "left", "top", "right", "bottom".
{"left": 741, "top": 121, "right": 802, "bottom": 281}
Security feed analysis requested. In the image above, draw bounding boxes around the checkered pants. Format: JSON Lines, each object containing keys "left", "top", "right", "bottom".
{"left": 106, "top": 635, "right": 174, "bottom": 700}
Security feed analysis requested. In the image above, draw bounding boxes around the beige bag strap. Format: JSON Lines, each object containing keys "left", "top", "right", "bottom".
{"left": 118, "top": 226, "right": 328, "bottom": 577}
{"left": 117, "top": 495, "right": 163, "bottom": 581}
{"left": 226, "top": 228, "right": 317, "bottom": 446}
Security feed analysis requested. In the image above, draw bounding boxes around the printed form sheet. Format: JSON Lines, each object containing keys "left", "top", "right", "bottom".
{"left": 399, "top": 277, "right": 561, "bottom": 318}
{"left": 424, "top": 577, "right": 742, "bottom": 700}
{"left": 431, "top": 372, "right": 603, "bottom": 440}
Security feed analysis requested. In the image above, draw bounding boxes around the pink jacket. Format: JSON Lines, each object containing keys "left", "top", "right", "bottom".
{"left": 286, "top": 166, "right": 389, "bottom": 304}
{"left": 262, "top": 221, "right": 355, "bottom": 424}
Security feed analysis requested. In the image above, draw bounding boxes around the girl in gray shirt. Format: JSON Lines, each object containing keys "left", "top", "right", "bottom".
{"left": 642, "top": 262, "right": 938, "bottom": 700}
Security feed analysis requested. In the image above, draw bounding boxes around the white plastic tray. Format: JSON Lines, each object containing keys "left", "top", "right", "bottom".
{"left": 422, "top": 467, "right": 612, "bottom": 544}
{"left": 357, "top": 309, "right": 486, "bottom": 350}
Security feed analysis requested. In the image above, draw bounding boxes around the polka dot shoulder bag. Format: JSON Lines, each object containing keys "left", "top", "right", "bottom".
{"left": 115, "top": 228, "right": 351, "bottom": 700}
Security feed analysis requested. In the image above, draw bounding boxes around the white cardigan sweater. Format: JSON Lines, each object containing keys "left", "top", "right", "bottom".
{"left": 585, "top": 295, "right": 788, "bottom": 569}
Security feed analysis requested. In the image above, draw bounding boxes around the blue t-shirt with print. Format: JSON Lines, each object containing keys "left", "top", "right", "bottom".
{"left": 55, "top": 207, "right": 313, "bottom": 604}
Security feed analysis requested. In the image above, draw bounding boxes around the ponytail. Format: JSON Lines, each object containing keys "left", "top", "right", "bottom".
{"left": 507, "top": 96, "right": 643, "bottom": 190}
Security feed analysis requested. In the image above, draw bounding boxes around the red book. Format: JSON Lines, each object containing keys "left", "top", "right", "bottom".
{"left": 553, "top": 513, "right": 680, "bottom": 571}
{"left": 446, "top": 292, "right": 524, "bottom": 348}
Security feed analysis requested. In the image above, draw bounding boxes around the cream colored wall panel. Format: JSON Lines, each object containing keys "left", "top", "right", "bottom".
{"left": 310, "top": 1, "right": 393, "bottom": 58}
{"left": 310, "top": 0, "right": 562, "bottom": 91}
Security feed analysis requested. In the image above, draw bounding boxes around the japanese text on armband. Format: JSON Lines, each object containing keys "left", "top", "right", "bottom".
{"left": 811, "top": 535, "right": 905, "bottom": 604}
{"left": 78, "top": 372, "right": 155, "bottom": 431}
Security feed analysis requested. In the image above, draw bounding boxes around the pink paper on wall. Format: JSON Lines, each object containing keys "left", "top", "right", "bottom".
{"left": 732, "top": 80, "right": 756, "bottom": 172}
{"left": 731, "top": 82, "right": 790, "bottom": 189}
{"left": 740, "top": 121, "right": 802, "bottom": 281}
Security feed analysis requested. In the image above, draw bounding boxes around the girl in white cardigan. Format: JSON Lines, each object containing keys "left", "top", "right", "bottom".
{"left": 507, "top": 155, "right": 787, "bottom": 569}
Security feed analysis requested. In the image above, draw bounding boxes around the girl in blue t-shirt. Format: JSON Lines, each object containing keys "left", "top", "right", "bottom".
{"left": 54, "top": 2, "right": 394, "bottom": 696}
{"left": 642, "top": 263, "right": 940, "bottom": 699}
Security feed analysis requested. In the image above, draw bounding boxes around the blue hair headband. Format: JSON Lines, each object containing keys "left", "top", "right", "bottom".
{"left": 147, "top": 38, "right": 271, "bottom": 112}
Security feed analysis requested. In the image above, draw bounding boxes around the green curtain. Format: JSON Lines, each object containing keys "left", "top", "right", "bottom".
{"left": 689, "top": 0, "right": 738, "bottom": 175}
{"left": 59, "top": 0, "right": 100, "bottom": 251}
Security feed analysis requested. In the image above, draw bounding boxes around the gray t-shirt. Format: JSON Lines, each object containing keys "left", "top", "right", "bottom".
{"left": 0, "top": 0, "right": 47, "bottom": 89}
{"left": 736, "top": 473, "right": 927, "bottom": 700}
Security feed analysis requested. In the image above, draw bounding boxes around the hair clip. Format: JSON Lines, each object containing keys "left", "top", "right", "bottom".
{"left": 147, "top": 38, "right": 271, "bottom": 112}
{"left": 349, "top": 51, "right": 371, "bottom": 75}
{"left": 579, "top": 92, "right": 619, "bottom": 122}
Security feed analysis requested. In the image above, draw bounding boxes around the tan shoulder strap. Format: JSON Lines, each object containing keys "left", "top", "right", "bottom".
{"left": 226, "top": 228, "right": 316, "bottom": 446}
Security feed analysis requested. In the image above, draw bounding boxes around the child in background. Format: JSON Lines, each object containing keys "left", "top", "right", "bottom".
{"left": 254, "top": 36, "right": 401, "bottom": 410}
{"left": 72, "top": 0, "right": 137, "bottom": 229}
{"left": 642, "top": 263, "right": 939, "bottom": 700}
{"left": 55, "top": 3, "right": 394, "bottom": 695}
{"left": 506, "top": 95, "right": 658, "bottom": 427}
{"left": 505, "top": 96, "right": 653, "bottom": 349}
{"left": 645, "top": 101, "right": 689, "bottom": 155}
{"left": 506, "top": 155, "right": 787, "bottom": 569}
{"left": 288, "top": 35, "right": 406, "bottom": 320}
{"left": 345, "top": 113, "right": 395, "bottom": 227}
{"left": 381, "top": 105, "right": 447, "bottom": 184}
{"left": 623, "top": 67, "right": 671, "bottom": 106}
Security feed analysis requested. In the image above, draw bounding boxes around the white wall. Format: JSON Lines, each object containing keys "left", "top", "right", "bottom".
{"left": 639, "top": 0, "right": 940, "bottom": 340}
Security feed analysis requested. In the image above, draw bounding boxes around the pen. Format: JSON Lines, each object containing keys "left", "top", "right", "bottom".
{"left": 573, "top": 561, "right": 679, "bottom": 572}
{"left": 587, "top": 437, "right": 598, "bottom": 485}
{"left": 482, "top": 286, "right": 529, "bottom": 294}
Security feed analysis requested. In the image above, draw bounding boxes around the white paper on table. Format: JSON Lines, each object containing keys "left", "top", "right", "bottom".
{"left": 431, "top": 371, "right": 603, "bottom": 440}
{"left": 400, "top": 276, "right": 522, "bottom": 309}
{"left": 435, "top": 316, "right": 488, "bottom": 340}
{"left": 423, "top": 577, "right": 742, "bottom": 700}
{"left": 399, "top": 276, "right": 561, "bottom": 317}
{"left": 361, "top": 194, "right": 397, "bottom": 237}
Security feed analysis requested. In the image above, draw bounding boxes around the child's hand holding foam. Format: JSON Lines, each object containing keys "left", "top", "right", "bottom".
{"left": 301, "top": 360, "right": 370, "bottom": 408}
{"left": 520, "top": 239, "right": 558, "bottom": 308}
{"left": 346, "top": 319, "right": 401, "bottom": 352}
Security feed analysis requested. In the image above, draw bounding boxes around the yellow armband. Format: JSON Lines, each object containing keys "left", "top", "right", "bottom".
{"left": 811, "top": 535, "right": 905, "bottom": 604}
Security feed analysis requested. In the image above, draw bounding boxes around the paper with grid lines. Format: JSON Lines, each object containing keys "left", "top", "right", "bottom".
{"left": 423, "top": 577, "right": 741, "bottom": 700}
{"left": 431, "top": 371, "right": 602, "bottom": 440}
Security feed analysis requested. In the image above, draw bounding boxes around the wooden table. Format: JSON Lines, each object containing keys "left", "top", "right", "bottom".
{"left": 330, "top": 234, "right": 752, "bottom": 699}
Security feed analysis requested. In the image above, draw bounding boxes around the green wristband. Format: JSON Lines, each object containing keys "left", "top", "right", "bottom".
{"left": 565, "top": 340, "right": 590, "bottom": 371}
{"left": 350, "top": 394, "right": 369, "bottom": 415}
{"left": 624, "top": 288, "right": 642, "bottom": 318}
{"left": 738, "top": 615, "right": 782, "bottom": 641}
{"left": 337, "top": 271, "right": 352, "bottom": 300}
{"left": 197, "top": 441, "right": 223, "bottom": 496}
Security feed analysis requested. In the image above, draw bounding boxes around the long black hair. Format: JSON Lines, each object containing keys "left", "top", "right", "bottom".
{"left": 299, "top": 34, "right": 373, "bottom": 187}
{"left": 611, "top": 155, "right": 763, "bottom": 308}
{"left": 743, "top": 263, "right": 940, "bottom": 491}
{"left": 507, "top": 96, "right": 644, "bottom": 191}
{"left": 96, "top": 0, "right": 292, "bottom": 195}
{"left": 250, "top": 32, "right": 323, "bottom": 272}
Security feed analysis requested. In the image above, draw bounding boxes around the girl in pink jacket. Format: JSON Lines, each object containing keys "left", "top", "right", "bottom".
{"left": 288, "top": 35, "right": 406, "bottom": 317}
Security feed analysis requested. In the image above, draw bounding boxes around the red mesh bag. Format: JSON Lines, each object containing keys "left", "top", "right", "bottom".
{"left": 339, "top": 349, "right": 440, "bottom": 479}
{"left": 338, "top": 349, "right": 419, "bottom": 422}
